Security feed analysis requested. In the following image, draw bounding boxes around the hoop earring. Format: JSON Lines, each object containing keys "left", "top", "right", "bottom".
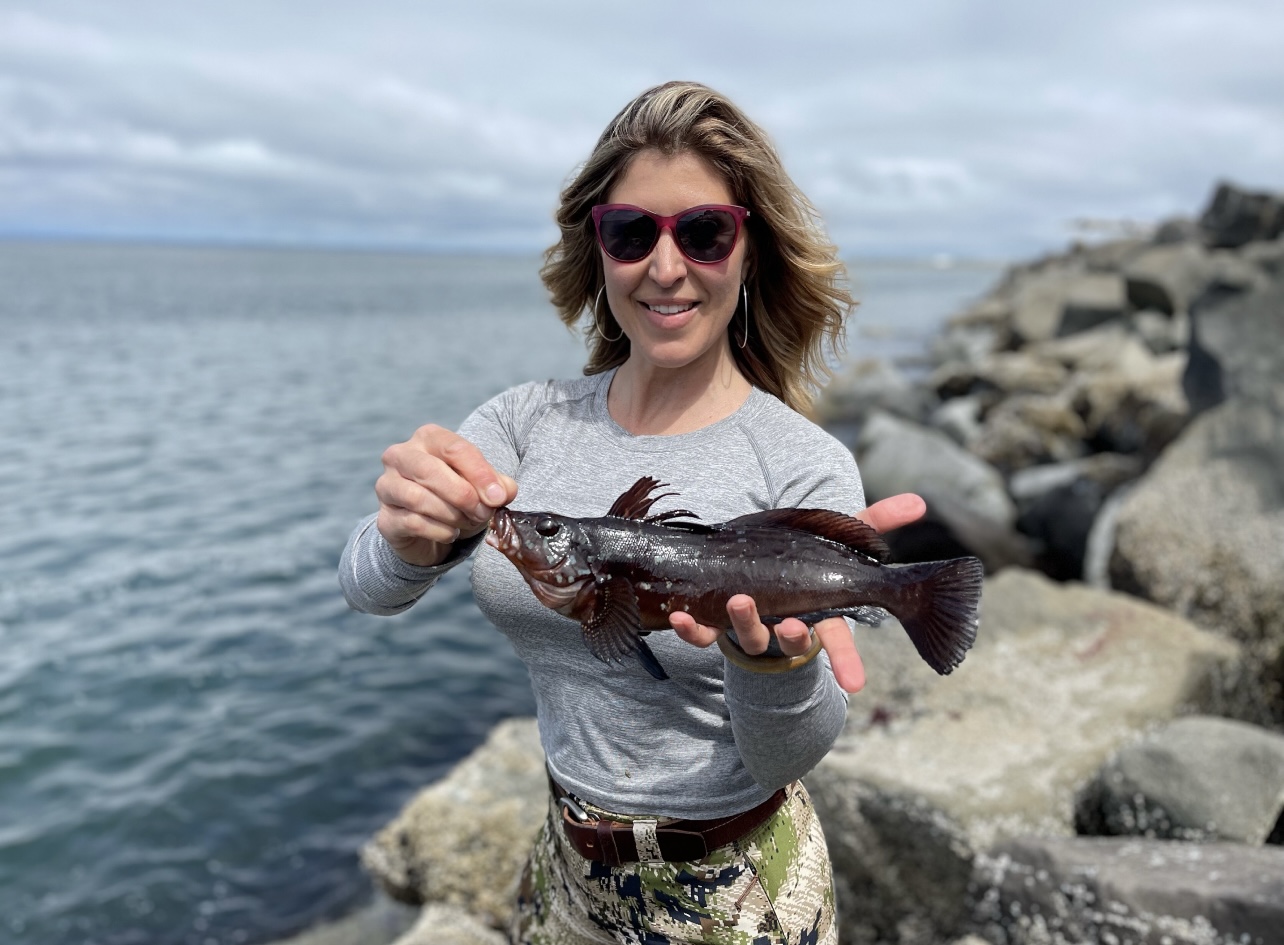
{"left": 593, "top": 286, "right": 623, "bottom": 343}
{"left": 736, "top": 284, "right": 750, "bottom": 349}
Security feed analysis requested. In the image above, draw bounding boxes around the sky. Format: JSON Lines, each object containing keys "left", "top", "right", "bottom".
{"left": 2, "top": 0, "right": 1282, "bottom": 259}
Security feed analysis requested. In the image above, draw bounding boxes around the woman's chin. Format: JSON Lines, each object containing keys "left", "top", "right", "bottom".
{"left": 625, "top": 333, "right": 734, "bottom": 373}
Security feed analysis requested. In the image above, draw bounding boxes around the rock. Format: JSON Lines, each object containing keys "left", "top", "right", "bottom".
{"left": 930, "top": 394, "right": 986, "bottom": 447}
{"left": 972, "top": 837, "right": 1284, "bottom": 945}
{"left": 931, "top": 351, "right": 1069, "bottom": 400}
{"left": 1241, "top": 236, "right": 1284, "bottom": 277}
{"left": 361, "top": 718, "right": 546, "bottom": 927}
{"left": 1030, "top": 323, "right": 1150, "bottom": 374}
{"left": 815, "top": 357, "right": 938, "bottom": 428}
{"left": 855, "top": 410, "right": 1031, "bottom": 570}
{"left": 1057, "top": 272, "right": 1129, "bottom": 336}
{"left": 1123, "top": 242, "right": 1218, "bottom": 315}
{"left": 392, "top": 905, "right": 507, "bottom": 945}
{"left": 1077, "top": 238, "right": 1148, "bottom": 274}
{"left": 1130, "top": 308, "right": 1187, "bottom": 354}
{"left": 1185, "top": 274, "right": 1284, "bottom": 415}
{"left": 808, "top": 569, "right": 1240, "bottom": 945}
{"left": 1069, "top": 349, "right": 1189, "bottom": 458}
{"left": 1121, "top": 244, "right": 1266, "bottom": 322}
{"left": 1153, "top": 216, "right": 1202, "bottom": 245}
{"left": 1009, "top": 267, "right": 1128, "bottom": 345}
{"left": 1007, "top": 265, "right": 1080, "bottom": 345}
{"left": 949, "top": 295, "right": 1013, "bottom": 329}
{"left": 969, "top": 393, "right": 1086, "bottom": 472}
{"left": 271, "top": 895, "right": 418, "bottom": 945}
{"left": 1199, "top": 181, "right": 1284, "bottom": 248}
{"left": 1010, "top": 454, "right": 1143, "bottom": 581}
{"left": 931, "top": 322, "right": 1006, "bottom": 370}
{"left": 1075, "top": 715, "right": 1284, "bottom": 844}
{"left": 1110, "top": 397, "right": 1284, "bottom": 723}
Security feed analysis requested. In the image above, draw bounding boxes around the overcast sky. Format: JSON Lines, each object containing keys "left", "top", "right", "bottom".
{"left": 3, "top": 0, "right": 1282, "bottom": 258}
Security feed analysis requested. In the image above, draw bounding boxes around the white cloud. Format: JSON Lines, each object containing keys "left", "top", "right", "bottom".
{"left": 1, "top": 1, "right": 1282, "bottom": 257}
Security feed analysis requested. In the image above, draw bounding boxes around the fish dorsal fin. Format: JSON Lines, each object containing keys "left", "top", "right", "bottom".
{"left": 727, "top": 508, "right": 890, "bottom": 563}
{"left": 606, "top": 476, "right": 679, "bottom": 521}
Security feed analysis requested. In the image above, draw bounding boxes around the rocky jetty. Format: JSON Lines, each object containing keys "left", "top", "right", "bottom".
{"left": 355, "top": 182, "right": 1284, "bottom": 945}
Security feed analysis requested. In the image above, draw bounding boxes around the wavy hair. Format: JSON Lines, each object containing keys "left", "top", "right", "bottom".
{"left": 540, "top": 81, "right": 854, "bottom": 413}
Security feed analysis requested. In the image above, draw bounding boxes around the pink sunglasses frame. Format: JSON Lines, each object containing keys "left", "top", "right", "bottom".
{"left": 591, "top": 203, "right": 750, "bottom": 264}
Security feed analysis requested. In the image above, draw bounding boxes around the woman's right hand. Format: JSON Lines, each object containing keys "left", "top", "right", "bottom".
{"left": 374, "top": 424, "right": 518, "bottom": 567}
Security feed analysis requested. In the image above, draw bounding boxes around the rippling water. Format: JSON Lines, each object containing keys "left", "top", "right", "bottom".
{"left": 0, "top": 242, "right": 1000, "bottom": 945}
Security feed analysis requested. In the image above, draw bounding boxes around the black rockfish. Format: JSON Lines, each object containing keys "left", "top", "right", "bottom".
{"left": 485, "top": 477, "right": 982, "bottom": 681}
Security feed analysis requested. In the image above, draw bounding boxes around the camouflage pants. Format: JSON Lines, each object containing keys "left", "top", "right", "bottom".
{"left": 509, "top": 781, "right": 837, "bottom": 945}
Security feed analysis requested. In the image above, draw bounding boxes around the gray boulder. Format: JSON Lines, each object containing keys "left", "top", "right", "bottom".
{"left": 1199, "top": 181, "right": 1284, "bottom": 248}
{"left": 271, "top": 895, "right": 418, "bottom": 945}
{"left": 1010, "top": 454, "right": 1142, "bottom": 581}
{"left": 815, "top": 357, "right": 938, "bottom": 429}
{"left": 361, "top": 718, "right": 546, "bottom": 928}
{"left": 973, "top": 837, "right": 1284, "bottom": 945}
{"left": 1242, "top": 236, "right": 1284, "bottom": 277}
{"left": 855, "top": 410, "right": 1031, "bottom": 570}
{"left": 1124, "top": 242, "right": 1213, "bottom": 315}
{"left": 1068, "top": 349, "right": 1189, "bottom": 459}
{"left": 1076, "top": 715, "right": 1284, "bottom": 844}
{"left": 391, "top": 905, "right": 507, "bottom": 945}
{"left": 969, "top": 392, "right": 1086, "bottom": 472}
{"left": 930, "top": 394, "right": 986, "bottom": 447}
{"left": 808, "top": 569, "right": 1240, "bottom": 945}
{"left": 1130, "top": 308, "right": 1187, "bottom": 354}
{"left": 931, "top": 350, "right": 1069, "bottom": 400}
{"left": 1121, "top": 243, "right": 1263, "bottom": 317}
{"left": 1110, "top": 397, "right": 1284, "bottom": 723}
{"left": 1008, "top": 266, "right": 1129, "bottom": 344}
{"left": 1185, "top": 274, "right": 1284, "bottom": 414}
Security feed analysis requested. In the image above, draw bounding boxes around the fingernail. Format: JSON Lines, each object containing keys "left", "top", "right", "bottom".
{"left": 484, "top": 484, "right": 505, "bottom": 504}
{"left": 473, "top": 504, "right": 490, "bottom": 521}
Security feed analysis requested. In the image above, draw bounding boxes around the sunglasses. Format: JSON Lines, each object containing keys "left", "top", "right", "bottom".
{"left": 591, "top": 203, "right": 750, "bottom": 264}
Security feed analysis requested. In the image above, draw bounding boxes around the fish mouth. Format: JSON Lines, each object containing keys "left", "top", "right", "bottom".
{"left": 486, "top": 508, "right": 514, "bottom": 553}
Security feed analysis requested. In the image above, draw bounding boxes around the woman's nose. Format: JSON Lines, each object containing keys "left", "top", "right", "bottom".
{"left": 648, "top": 229, "right": 687, "bottom": 286}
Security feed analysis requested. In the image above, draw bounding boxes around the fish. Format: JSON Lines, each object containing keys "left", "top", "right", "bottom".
{"left": 485, "top": 476, "right": 982, "bottom": 681}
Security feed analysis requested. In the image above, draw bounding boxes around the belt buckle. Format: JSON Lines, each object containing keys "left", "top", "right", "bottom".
{"left": 559, "top": 795, "right": 591, "bottom": 823}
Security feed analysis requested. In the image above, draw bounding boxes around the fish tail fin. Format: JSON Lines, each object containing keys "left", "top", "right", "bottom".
{"left": 887, "top": 557, "right": 983, "bottom": 675}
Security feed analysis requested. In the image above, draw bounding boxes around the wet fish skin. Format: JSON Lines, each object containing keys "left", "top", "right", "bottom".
{"left": 486, "top": 476, "right": 983, "bottom": 681}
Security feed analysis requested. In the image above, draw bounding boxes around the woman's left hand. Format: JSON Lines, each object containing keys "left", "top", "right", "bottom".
{"left": 668, "top": 493, "right": 926, "bottom": 693}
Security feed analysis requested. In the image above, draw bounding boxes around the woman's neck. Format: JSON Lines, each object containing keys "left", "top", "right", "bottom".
{"left": 607, "top": 348, "right": 752, "bottom": 436}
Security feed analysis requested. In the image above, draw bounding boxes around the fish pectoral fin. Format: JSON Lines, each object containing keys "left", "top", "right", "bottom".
{"left": 605, "top": 476, "right": 681, "bottom": 521}
{"left": 581, "top": 577, "right": 669, "bottom": 680}
{"left": 727, "top": 508, "right": 890, "bottom": 563}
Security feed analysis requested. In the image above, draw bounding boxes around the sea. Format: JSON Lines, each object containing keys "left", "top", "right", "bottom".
{"left": 0, "top": 242, "right": 1003, "bottom": 945}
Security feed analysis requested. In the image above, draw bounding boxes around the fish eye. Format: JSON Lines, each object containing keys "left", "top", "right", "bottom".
{"left": 535, "top": 517, "right": 560, "bottom": 537}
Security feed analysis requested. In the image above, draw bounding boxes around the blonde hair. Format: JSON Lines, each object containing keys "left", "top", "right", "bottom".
{"left": 540, "top": 80, "right": 854, "bottom": 413}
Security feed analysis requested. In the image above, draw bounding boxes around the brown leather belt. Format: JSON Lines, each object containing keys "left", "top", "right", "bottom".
{"left": 550, "top": 775, "right": 788, "bottom": 867}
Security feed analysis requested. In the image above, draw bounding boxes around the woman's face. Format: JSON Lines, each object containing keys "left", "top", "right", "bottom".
{"left": 600, "top": 149, "right": 749, "bottom": 375}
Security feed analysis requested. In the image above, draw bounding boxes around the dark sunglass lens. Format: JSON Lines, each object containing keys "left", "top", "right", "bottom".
{"left": 599, "top": 210, "right": 658, "bottom": 261}
{"left": 678, "top": 209, "right": 737, "bottom": 262}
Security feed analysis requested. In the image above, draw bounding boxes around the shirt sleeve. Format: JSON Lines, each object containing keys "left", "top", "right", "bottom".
{"left": 720, "top": 419, "right": 865, "bottom": 790}
{"left": 336, "top": 382, "right": 545, "bottom": 615}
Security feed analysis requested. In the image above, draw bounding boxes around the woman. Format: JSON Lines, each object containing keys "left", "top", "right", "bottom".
{"left": 340, "top": 81, "right": 923, "bottom": 945}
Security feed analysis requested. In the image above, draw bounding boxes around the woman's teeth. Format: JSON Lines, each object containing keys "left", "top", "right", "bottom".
{"left": 645, "top": 303, "right": 695, "bottom": 315}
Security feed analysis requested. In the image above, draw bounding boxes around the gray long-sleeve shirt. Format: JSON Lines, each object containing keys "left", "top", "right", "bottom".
{"left": 339, "top": 369, "right": 865, "bottom": 819}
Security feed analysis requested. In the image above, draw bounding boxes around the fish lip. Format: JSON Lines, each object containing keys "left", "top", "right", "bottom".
{"left": 485, "top": 508, "right": 512, "bottom": 550}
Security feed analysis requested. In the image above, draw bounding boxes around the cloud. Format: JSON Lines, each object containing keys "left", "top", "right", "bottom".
{"left": 2, "top": 1, "right": 1282, "bottom": 257}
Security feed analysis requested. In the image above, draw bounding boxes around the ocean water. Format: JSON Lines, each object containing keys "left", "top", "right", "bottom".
{"left": 0, "top": 242, "right": 1001, "bottom": 945}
